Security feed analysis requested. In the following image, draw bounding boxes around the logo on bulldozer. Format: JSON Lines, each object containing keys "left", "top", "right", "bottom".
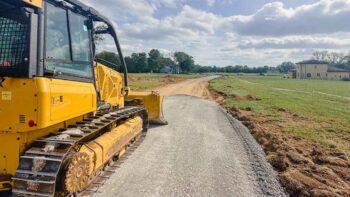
{"left": 1, "top": 91, "right": 12, "bottom": 101}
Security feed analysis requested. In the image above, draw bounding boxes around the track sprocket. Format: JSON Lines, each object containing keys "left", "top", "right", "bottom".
{"left": 64, "top": 152, "right": 91, "bottom": 193}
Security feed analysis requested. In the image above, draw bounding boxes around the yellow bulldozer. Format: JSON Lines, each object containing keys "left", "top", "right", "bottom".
{"left": 0, "top": 0, "right": 167, "bottom": 196}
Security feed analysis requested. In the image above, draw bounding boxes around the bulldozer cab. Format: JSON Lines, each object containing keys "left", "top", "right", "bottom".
{"left": 0, "top": 0, "right": 128, "bottom": 133}
{"left": 0, "top": 0, "right": 167, "bottom": 120}
{"left": 0, "top": 0, "right": 128, "bottom": 86}
{"left": 0, "top": 0, "right": 166, "bottom": 129}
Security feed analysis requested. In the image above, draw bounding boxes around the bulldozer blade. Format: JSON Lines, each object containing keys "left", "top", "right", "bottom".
{"left": 126, "top": 91, "right": 168, "bottom": 125}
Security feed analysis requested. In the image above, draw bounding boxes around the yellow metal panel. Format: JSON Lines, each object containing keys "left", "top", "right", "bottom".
{"left": 126, "top": 91, "right": 167, "bottom": 124}
{"left": 37, "top": 78, "right": 97, "bottom": 128}
{"left": 80, "top": 116, "right": 143, "bottom": 173}
{"left": 0, "top": 154, "right": 7, "bottom": 174}
{"left": 22, "top": 0, "right": 43, "bottom": 8}
{"left": 0, "top": 132, "right": 20, "bottom": 177}
{"left": 49, "top": 83, "right": 95, "bottom": 122}
{"left": 0, "top": 77, "right": 97, "bottom": 132}
{"left": 0, "top": 78, "right": 38, "bottom": 132}
{"left": 94, "top": 63, "right": 124, "bottom": 107}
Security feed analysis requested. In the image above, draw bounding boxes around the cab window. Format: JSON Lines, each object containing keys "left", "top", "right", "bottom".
{"left": 45, "top": 3, "right": 70, "bottom": 60}
{"left": 45, "top": 3, "right": 92, "bottom": 79}
{"left": 69, "top": 11, "right": 90, "bottom": 62}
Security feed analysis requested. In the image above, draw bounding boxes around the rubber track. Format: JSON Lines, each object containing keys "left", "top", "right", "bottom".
{"left": 12, "top": 107, "right": 148, "bottom": 197}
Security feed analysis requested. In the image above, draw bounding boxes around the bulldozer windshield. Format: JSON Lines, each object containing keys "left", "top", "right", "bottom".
{"left": 0, "top": 5, "right": 30, "bottom": 77}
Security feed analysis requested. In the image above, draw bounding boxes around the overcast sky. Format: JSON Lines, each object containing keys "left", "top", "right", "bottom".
{"left": 85, "top": 0, "right": 350, "bottom": 67}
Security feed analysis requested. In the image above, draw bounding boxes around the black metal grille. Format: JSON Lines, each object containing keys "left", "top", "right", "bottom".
{"left": 19, "top": 114, "right": 26, "bottom": 124}
{"left": 0, "top": 11, "right": 30, "bottom": 77}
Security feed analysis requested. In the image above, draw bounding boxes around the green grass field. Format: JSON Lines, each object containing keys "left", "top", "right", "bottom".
{"left": 129, "top": 73, "right": 206, "bottom": 90}
{"left": 210, "top": 75, "right": 350, "bottom": 153}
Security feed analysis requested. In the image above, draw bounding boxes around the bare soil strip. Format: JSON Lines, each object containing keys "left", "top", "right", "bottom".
{"left": 210, "top": 90, "right": 350, "bottom": 197}
{"left": 151, "top": 76, "right": 218, "bottom": 99}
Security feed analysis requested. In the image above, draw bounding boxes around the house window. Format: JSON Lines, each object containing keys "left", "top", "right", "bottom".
{"left": 307, "top": 73, "right": 311, "bottom": 78}
{"left": 317, "top": 73, "right": 320, "bottom": 77}
{"left": 314, "top": 65, "right": 317, "bottom": 69}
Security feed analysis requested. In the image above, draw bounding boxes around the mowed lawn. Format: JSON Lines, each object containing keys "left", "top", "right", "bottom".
{"left": 210, "top": 75, "right": 350, "bottom": 153}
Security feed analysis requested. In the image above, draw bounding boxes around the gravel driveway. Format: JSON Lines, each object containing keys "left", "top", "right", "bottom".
{"left": 93, "top": 96, "right": 286, "bottom": 197}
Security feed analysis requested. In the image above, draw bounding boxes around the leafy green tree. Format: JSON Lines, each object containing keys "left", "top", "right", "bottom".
{"left": 277, "top": 62, "right": 296, "bottom": 73}
{"left": 124, "top": 56, "right": 136, "bottom": 73}
{"left": 96, "top": 51, "right": 121, "bottom": 71}
{"left": 131, "top": 52, "right": 149, "bottom": 73}
{"left": 276, "top": 62, "right": 296, "bottom": 73}
{"left": 159, "top": 57, "right": 176, "bottom": 72}
{"left": 197, "top": 66, "right": 213, "bottom": 73}
{"left": 174, "top": 52, "right": 194, "bottom": 73}
{"left": 148, "top": 49, "right": 162, "bottom": 73}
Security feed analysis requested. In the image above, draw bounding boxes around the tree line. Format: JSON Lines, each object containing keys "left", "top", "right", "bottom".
{"left": 192, "top": 65, "right": 270, "bottom": 73}
{"left": 96, "top": 49, "right": 195, "bottom": 73}
{"left": 96, "top": 49, "right": 290, "bottom": 74}
{"left": 96, "top": 48, "right": 350, "bottom": 74}
{"left": 311, "top": 50, "right": 350, "bottom": 70}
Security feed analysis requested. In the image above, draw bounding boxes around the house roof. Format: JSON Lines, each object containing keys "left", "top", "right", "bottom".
{"left": 327, "top": 67, "right": 350, "bottom": 73}
{"left": 296, "top": 60, "right": 329, "bottom": 64}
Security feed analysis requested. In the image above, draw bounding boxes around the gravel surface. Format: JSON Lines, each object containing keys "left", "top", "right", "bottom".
{"left": 93, "top": 95, "right": 286, "bottom": 197}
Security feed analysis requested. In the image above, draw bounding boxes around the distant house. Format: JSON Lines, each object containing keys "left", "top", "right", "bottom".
{"left": 160, "top": 65, "right": 176, "bottom": 74}
{"left": 295, "top": 60, "right": 350, "bottom": 80}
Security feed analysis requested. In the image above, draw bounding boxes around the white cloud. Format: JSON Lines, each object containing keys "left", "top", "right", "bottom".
{"left": 225, "top": 0, "right": 350, "bottom": 36}
{"left": 86, "top": 0, "right": 350, "bottom": 67}
{"left": 85, "top": 0, "right": 155, "bottom": 22}
{"left": 121, "top": 5, "right": 221, "bottom": 40}
{"left": 173, "top": 5, "right": 221, "bottom": 34}
{"left": 149, "top": 0, "right": 183, "bottom": 8}
{"left": 238, "top": 36, "right": 350, "bottom": 49}
{"left": 206, "top": 0, "right": 215, "bottom": 7}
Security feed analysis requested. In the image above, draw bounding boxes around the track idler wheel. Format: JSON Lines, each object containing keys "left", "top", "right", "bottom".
{"left": 64, "top": 152, "right": 91, "bottom": 193}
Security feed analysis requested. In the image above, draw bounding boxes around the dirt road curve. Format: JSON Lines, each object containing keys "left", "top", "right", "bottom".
{"left": 152, "top": 76, "right": 218, "bottom": 99}
{"left": 93, "top": 77, "right": 286, "bottom": 197}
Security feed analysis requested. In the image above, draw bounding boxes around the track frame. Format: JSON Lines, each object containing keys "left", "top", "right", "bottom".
{"left": 12, "top": 107, "right": 148, "bottom": 197}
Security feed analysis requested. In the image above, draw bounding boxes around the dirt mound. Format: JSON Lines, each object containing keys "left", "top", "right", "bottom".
{"left": 128, "top": 75, "right": 140, "bottom": 82}
{"left": 214, "top": 91, "right": 260, "bottom": 101}
{"left": 227, "top": 106, "right": 350, "bottom": 197}
{"left": 234, "top": 95, "right": 261, "bottom": 101}
{"left": 161, "top": 76, "right": 182, "bottom": 84}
